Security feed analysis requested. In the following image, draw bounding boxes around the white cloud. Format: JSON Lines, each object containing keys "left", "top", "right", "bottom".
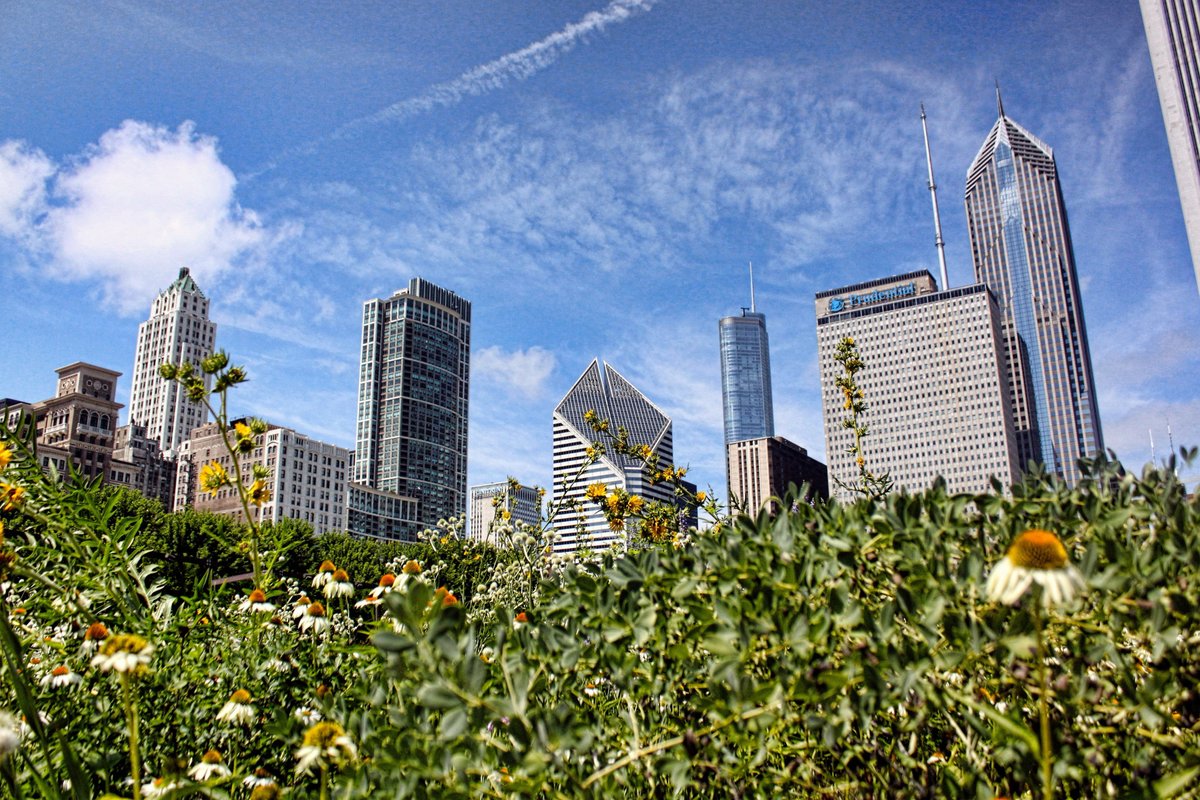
{"left": 45, "top": 121, "right": 264, "bottom": 313}
{"left": 0, "top": 140, "right": 52, "bottom": 240}
{"left": 474, "top": 345, "right": 557, "bottom": 399}
{"left": 0, "top": 120, "right": 268, "bottom": 315}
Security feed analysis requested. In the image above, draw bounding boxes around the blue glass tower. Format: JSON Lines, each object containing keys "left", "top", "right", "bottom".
{"left": 964, "top": 94, "right": 1103, "bottom": 485}
{"left": 719, "top": 271, "right": 775, "bottom": 446}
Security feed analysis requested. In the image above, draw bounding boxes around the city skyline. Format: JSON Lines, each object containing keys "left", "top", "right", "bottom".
{"left": 3, "top": 2, "right": 1200, "bottom": 502}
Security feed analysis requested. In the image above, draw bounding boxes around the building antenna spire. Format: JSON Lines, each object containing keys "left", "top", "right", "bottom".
{"left": 920, "top": 103, "right": 950, "bottom": 290}
{"left": 995, "top": 79, "right": 1005, "bottom": 118}
{"left": 749, "top": 261, "right": 756, "bottom": 313}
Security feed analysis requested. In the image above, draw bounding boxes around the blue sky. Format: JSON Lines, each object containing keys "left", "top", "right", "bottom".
{"left": 3, "top": 0, "right": 1199, "bottom": 503}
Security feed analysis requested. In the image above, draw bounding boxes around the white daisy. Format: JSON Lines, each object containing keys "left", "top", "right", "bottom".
{"left": 90, "top": 634, "right": 154, "bottom": 674}
{"left": 188, "top": 749, "right": 231, "bottom": 781}
{"left": 215, "top": 690, "right": 257, "bottom": 726}
{"left": 323, "top": 569, "right": 355, "bottom": 600}
{"left": 986, "top": 529, "right": 1085, "bottom": 608}
{"left": 239, "top": 589, "right": 276, "bottom": 614}
{"left": 299, "top": 602, "right": 330, "bottom": 636}
{"left": 295, "top": 721, "right": 356, "bottom": 775}
{"left": 40, "top": 665, "right": 82, "bottom": 689}
{"left": 0, "top": 712, "right": 20, "bottom": 761}
{"left": 312, "top": 561, "right": 336, "bottom": 589}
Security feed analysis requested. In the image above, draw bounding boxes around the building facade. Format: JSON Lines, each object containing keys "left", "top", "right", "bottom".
{"left": 719, "top": 308, "right": 775, "bottom": 446}
{"left": 726, "top": 436, "right": 828, "bottom": 514}
{"left": 815, "top": 271, "right": 1019, "bottom": 501}
{"left": 964, "top": 101, "right": 1104, "bottom": 484}
{"left": 128, "top": 268, "right": 217, "bottom": 454}
{"left": 350, "top": 278, "right": 470, "bottom": 541}
{"left": 30, "top": 363, "right": 124, "bottom": 483}
{"left": 468, "top": 480, "right": 543, "bottom": 543}
{"left": 111, "top": 423, "right": 176, "bottom": 509}
{"left": 176, "top": 419, "right": 349, "bottom": 534}
{"left": 551, "top": 360, "right": 676, "bottom": 553}
{"left": 1140, "top": 0, "right": 1200, "bottom": 295}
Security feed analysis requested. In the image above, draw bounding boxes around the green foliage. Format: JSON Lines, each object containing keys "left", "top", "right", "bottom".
{"left": 3, "top": 421, "right": 1200, "bottom": 797}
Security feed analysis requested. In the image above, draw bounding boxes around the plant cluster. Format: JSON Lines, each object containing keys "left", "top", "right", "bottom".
{"left": 1, "top": 354, "right": 1198, "bottom": 798}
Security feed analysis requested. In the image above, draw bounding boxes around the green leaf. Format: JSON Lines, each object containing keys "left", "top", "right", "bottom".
{"left": 1154, "top": 766, "right": 1200, "bottom": 798}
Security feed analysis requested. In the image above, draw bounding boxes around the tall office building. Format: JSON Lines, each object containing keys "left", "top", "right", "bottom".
{"left": 815, "top": 271, "right": 1020, "bottom": 501}
{"left": 719, "top": 271, "right": 775, "bottom": 446}
{"left": 349, "top": 278, "right": 470, "bottom": 541}
{"left": 552, "top": 360, "right": 675, "bottom": 553}
{"left": 1140, "top": 0, "right": 1200, "bottom": 295}
{"left": 964, "top": 97, "right": 1104, "bottom": 484}
{"left": 128, "top": 268, "right": 217, "bottom": 454}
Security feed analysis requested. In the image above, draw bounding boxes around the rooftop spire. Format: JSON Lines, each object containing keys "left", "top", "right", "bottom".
{"left": 920, "top": 103, "right": 950, "bottom": 290}
{"left": 995, "top": 79, "right": 1005, "bottom": 119}
{"left": 749, "top": 261, "right": 756, "bottom": 313}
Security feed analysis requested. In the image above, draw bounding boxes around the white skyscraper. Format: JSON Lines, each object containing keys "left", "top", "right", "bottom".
{"left": 1140, "top": 0, "right": 1200, "bottom": 295}
{"left": 551, "top": 360, "right": 674, "bottom": 553}
{"left": 128, "top": 268, "right": 217, "bottom": 454}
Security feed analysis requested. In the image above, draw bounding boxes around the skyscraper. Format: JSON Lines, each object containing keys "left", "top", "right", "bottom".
{"left": 1140, "top": 0, "right": 1200, "bottom": 295}
{"left": 349, "top": 278, "right": 470, "bottom": 541}
{"left": 718, "top": 269, "right": 774, "bottom": 446}
{"left": 964, "top": 96, "right": 1104, "bottom": 484}
{"left": 551, "top": 360, "right": 675, "bottom": 553}
{"left": 815, "top": 271, "right": 1019, "bottom": 500}
{"left": 128, "top": 267, "right": 216, "bottom": 454}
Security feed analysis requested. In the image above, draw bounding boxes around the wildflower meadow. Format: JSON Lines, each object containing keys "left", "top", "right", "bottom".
{"left": 0, "top": 352, "right": 1199, "bottom": 798}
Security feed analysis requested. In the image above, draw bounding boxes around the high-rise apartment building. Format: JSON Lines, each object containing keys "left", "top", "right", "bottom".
{"left": 128, "top": 268, "right": 217, "bottom": 454}
{"left": 815, "top": 271, "right": 1019, "bottom": 501}
{"left": 349, "top": 278, "right": 470, "bottom": 541}
{"left": 552, "top": 360, "right": 675, "bottom": 553}
{"left": 1140, "top": 0, "right": 1200, "bottom": 295}
{"left": 727, "top": 436, "right": 828, "bottom": 514}
{"left": 964, "top": 99, "right": 1104, "bottom": 484}
{"left": 468, "top": 481, "right": 543, "bottom": 543}
{"left": 176, "top": 419, "right": 349, "bottom": 534}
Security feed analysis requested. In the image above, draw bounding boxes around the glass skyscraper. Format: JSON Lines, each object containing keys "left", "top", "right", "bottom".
{"left": 718, "top": 308, "right": 774, "bottom": 446}
{"left": 964, "top": 98, "right": 1104, "bottom": 485}
{"left": 349, "top": 278, "right": 470, "bottom": 541}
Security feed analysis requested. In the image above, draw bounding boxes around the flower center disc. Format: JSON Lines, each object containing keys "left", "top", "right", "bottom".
{"left": 1008, "top": 529, "right": 1068, "bottom": 570}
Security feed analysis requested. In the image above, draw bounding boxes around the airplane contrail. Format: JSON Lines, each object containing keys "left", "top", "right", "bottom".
{"left": 244, "top": 0, "right": 660, "bottom": 179}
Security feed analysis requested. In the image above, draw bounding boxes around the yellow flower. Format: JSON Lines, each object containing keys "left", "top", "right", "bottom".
{"left": 585, "top": 482, "right": 607, "bottom": 500}
{"left": 0, "top": 442, "right": 12, "bottom": 471}
{"left": 605, "top": 493, "right": 622, "bottom": 512}
{"left": 695, "top": 491, "right": 707, "bottom": 504}
{"left": 985, "top": 529, "right": 1084, "bottom": 607}
{"left": 636, "top": 444, "right": 652, "bottom": 459}
{"left": 626, "top": 495, "right": 644, "bottom": 514}
{"left": 0, "top": 482, "right": 24, "bottom": 511}
{"left": 234, "top": 422, "right": 253, "bottom": 440}
{"left": 248, "top": 479, "right": 271, "bottom": 507}
{"left": 199, "top": 462, "right": 228, "bottom": 496}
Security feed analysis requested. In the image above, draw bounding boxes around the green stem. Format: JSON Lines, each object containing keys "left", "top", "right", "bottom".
{"left": 122, "top": 673, "right": 142, "bottom": 800}
{"left": 1, "top": 760, "right": 26, "bottom": 800}
{"left": 319, "top": 765, "right": 328, "bottom": 800}
{"left": 1032, "top": 602, "right": 1053, "bottom": 800}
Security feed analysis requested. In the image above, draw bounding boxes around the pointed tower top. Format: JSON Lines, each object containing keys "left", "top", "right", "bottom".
{"left": 749, "top": 261, "right": 756, "bottom": 313}
{"left": 995, "top": 80, "right": 1005, "bottom": 119}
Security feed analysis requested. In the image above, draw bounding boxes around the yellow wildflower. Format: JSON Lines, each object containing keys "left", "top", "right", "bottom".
{"left": 0, "top": 482, "right": 24, "bottom": 511}
{"left": 248, "top": 479, "right": 272, "bottom": 507}
{"left": 585, "top": 482, "right": 607, "bottom": 500}
{"left": 199, "top": 462, "right": 228, "bottom": 496}
{"left": 0, "top": 442, "right": 12, "bottom": 470}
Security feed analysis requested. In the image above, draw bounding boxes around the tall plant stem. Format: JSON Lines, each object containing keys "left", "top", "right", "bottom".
{"left": 122, "top": 673, "right": 142, "bottom": 800}
{"left": 1032, "top": 602, "right": 1053, "bottom": 800}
